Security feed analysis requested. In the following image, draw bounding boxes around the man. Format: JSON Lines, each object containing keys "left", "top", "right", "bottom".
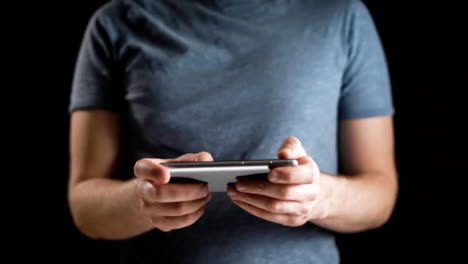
{"left": 68, "top": 0, "right": 397, "bottom": 263}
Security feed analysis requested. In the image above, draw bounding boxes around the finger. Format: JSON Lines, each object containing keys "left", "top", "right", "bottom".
{"left": 268, "top": 163, "right": 314, "bottom": 184}
{"left": 134, "top": 159, "right": 171, "bottom": 184}
{"left": 134, "top": 152, "right": 214, "bottom": 184}
{"left": 151, "top": 207, "right": 205, "bottom": 232}
{"left": 143, "top": 194, "right": 211, "bottom": 217}
{"left": 231, "top": 200, "right": 306, "bottom": 227}
{"left": 172, "top": 152, "right": 214, "bottom": 162}
{"left": 138, "top": 180, "right": 209, "bottom": 203}
{"left": 227, "top": 185, "right": 306, "bottom": 215}
{"left": 235, "top": 178, "right": 318, "bottom": 201}
{"left": 277, "top": 137, "right": 307, "bottom": 159}
{"left": 194, "top": 151, "right": 214, "bottom": 162}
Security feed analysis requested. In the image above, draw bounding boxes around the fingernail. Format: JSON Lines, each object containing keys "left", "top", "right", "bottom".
{"left": 227, "top": 189, "right": 237, "bottom": 196}
{"left": 201, "top": 185, "right": 208, "bottom": 195}
{"left": 137, "top": 160, "right": 156, "bottom": 177}
{"left": 237, "top": 183, "right": 247, "bottom": 191}
{"left": 279, "top": 149, "right": 292, "bottom": 158}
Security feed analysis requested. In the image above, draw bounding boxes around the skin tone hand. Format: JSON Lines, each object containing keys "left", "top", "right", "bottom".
{"left": 134, "top": 152, "right": 213, "bottom": 232}
{"left": 227, "top": 137, "right": 328, "bottom": 226}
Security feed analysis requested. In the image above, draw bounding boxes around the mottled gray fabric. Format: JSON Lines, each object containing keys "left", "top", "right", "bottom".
{"left": 70, "top": 0, "right": 393, "bottom": 263}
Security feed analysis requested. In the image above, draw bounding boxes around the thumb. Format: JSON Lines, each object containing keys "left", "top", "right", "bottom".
{"left": 134, "top": 158, "right": 171, "bottom": 185}
{"left": 277, "top": 137, "right": 308, "bottom": 159}
{"left": 136, "top": 179, "right": 158, "bottom": 203}
{"left": 194, "top": 151, "right": 214, "bottom": 162}
{"left": 172, "top": 151, "right": 214, "bottom": 162}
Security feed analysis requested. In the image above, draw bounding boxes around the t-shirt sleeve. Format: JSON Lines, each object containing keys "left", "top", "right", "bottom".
{"left": 338, "top": 0, "right": 394, "bottom": 119}
{"left": 69, "top": 8, "right": 121, "bottom": 113}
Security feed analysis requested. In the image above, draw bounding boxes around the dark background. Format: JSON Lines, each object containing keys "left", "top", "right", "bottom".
{"left": 18, "top": 1, "right": 460, "bottom": 263}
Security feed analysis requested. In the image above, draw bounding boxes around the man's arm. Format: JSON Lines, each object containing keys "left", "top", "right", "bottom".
{"left": 313, "top": 116, "right": 398, "bottom": 232}
{"left": 69, "top": 110, "right": 212, "bottom": 240}
{"left": 227, "top": 116, "right": 398, "bottom": 233}
{"left": 69, "top": 110, "right": 153, "bottom": 239}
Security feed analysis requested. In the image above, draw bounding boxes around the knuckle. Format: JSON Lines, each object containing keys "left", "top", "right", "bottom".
{"left": 235, "top": 181, "right": 247, "bottom": 193}
{"left": 282, "top": 170, "right": 294, "bottom": 182}
{"left": 135, "top": 159, "right": 164, "bottom": 179}
{"left": 138, "top": 199, "right": 146, "bottom": 211}
{"left": 187, "top": 153, "right": 198, "bottom": 161}
{"left": 198, "top": 152, "right": 213, "bottom": 161}
{"left": 194, "top": 208, "right": 205, "bottom": 218}
{"left": 133, "top": 160, "right": 141, "bottom": 176}
{"left": 191, "top": 184, "right": 208, "bottom": 198}
{"left": 135, "top": 179, "right": 147, "bottom": 198}
{"left": 141, "top": 203, "right": 152, "bottom": 215}
{"left": 282, "top": 217, "right": 296, "bottom": 227}
{"left": 177, "top": 153, "right": 196, "bottom": 161}
{"left": 268, "top": 200, "right": 283, "bottom": 212}
{"left": 308, "top": 190, "right": 318, "bottom": 201}
{"left": 151, "top": 217, "right": 162, "bottom": 227}
{"left": 299, "top": 206, "right": 310, "bottom": 216}
{"left": 134, "top": 159, "right": 148, "bottom": 177}
{"left": 186, "top": 214, "right": 197, "bottom": 224}
{"left": 137, "top": 180, "right": 157, "bottom": 202}
{"left": 173, "top": 202, "right": 186, "bottom": 215}
{"left": 154, "top": 217, "right": 176, "bottom": 232}
{"left": 303, "top": 166, "right": 315, "bottom": 184}
{"left": 153, "top": 186, "right": 166, "bottom": 201}
{"left": 279, "top": 187, "right": 292, "bottom": 199}
{"left": 196, "top": 207, "right": 205, "bottom": 216}
{"left": 159, "top": 226, "right": 172, "bottom": 232}
{"left": 256, "top": 181, "right": 266, "bottom": 191}
{"left": 289, "top": 217, "right": 304, "bottom": 227}
{"left": 185, "top": 209, "right": 202, "bottom": 223}
{"left": 179, "top": 213, "right": 192, "bottom": 224}
{"left": 287, "top": 137, "right": 300, "bottom": 146}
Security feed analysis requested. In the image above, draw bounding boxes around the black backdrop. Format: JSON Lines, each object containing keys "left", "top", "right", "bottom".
{"left": 19, "top": 1, "right": 460, "bottom": 263}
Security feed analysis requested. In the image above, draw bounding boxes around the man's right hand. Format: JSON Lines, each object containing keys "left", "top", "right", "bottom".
{"left": 134, "top": 152, "right": 213, "bottom": 232}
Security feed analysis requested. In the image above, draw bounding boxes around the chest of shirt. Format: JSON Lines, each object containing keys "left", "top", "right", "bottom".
{"left": 116, "top": 3, "right": 346, "bottom": 160}
{"left": 122, "top": 21, "right": 344, "bottom": 117}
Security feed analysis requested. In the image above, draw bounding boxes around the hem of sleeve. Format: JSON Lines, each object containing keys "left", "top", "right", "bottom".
{"left": 339, "top": 108, "right": 394, "bottom": 120}
{"left": 68, "top": 104, "right": 120, "bottom": 114}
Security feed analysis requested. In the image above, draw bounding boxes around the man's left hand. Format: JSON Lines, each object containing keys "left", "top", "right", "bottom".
{"left": 227, "top": 137, "right": 329, "bottom": 226}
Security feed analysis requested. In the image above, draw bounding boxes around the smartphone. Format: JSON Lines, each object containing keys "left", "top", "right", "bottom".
{"left": 161, "top": 159, "right": 298, "bottom": 192}
{"left": 160, "top": 159, "right": 298, "bottom": 168}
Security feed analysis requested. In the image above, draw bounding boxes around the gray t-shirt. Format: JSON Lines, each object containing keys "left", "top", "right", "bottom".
{"left": 70, "top": 0, "right": 393, "bottom": 263}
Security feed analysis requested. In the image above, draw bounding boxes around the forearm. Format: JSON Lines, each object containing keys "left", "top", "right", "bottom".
{"left": 312, "top": 172, "right": 398, "bottom": 233}
{"left": 69, "top": 178, "right": 153, "bottom": 240}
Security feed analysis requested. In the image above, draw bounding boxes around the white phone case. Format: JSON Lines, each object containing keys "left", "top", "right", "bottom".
{"left": 169, "top": 165, "right": 270, "bottom": 192}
